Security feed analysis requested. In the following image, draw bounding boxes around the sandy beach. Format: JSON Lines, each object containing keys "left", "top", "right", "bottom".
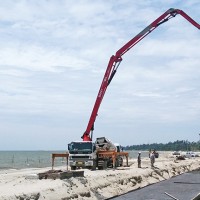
{"left": 0, "top": 152, "right": 199, "bottom": 200}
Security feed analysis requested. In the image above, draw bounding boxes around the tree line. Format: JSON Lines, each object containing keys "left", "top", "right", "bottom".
{"left": 123, "top": 140, "right": 200, "bottom": 151}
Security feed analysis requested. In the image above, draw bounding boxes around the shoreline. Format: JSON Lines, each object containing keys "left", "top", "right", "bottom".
{"left": 0, "top": 154, "right": 200, "bottom": 200}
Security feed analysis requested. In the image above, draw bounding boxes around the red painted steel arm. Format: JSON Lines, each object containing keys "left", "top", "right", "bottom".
{"left": 82, "top": 8, "right": 200, "bottom": 141}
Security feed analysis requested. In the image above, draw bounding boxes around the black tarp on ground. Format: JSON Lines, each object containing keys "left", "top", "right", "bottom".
{"left": 110, "top": 170, "right": 200, "bottom": 200}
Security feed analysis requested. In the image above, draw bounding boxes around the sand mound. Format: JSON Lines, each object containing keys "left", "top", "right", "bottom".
{"left": 0, "top": 154, "right": 199, "bottom": 200}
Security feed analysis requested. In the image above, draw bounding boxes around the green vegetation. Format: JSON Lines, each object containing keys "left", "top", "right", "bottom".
{"left": 124, "top": 140, "right": 200, "bottom": 151}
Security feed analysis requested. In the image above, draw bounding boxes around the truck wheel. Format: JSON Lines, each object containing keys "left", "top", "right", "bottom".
{"left": 116, "top": 157, "right": 123, "bottom": 167}
{"left": 71, "top": 166, "right": 76, "bottom": 170}
{"left": 100, "top": 160, "right": 108, "bottom": 169}
{"left": 87, "top": 166, "right": 96, "bottom": 170}
{"left": 97, "top": 159, "right": 107, "bottom": 170}
{"left": 92, "top": 163, "right": 96, "bottom": 170}
{"left": 98, "top": 166, "right": 103, "bottom": 170}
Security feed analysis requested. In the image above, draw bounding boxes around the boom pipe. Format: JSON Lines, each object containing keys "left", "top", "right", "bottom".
{"left": 82, "top": 8, "right": 200, "bottom": 141}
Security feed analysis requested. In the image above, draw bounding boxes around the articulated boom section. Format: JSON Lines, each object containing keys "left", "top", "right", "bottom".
{"left": 81, "top": 8, "right": 200, "bottom": 141}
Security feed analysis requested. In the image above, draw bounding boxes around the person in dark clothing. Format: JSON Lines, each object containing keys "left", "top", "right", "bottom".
{"left": 137, "top": 152, "right": 141, "bottom": 168}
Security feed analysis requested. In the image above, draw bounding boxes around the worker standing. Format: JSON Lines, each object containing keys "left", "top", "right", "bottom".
{"left": 137, "top": 152, "right": 141, "bottom": 168}
{"left": 150, "top": 151, "right": 155, "bottom": 168}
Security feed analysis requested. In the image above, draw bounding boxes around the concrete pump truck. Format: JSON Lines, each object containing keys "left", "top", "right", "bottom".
{"left": 68, "top": 8, "right": 200, "bottom": 170}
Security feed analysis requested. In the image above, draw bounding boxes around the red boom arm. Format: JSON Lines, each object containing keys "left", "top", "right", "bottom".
{"left": 82, "top": 8, "right": 200, "bottom": 141}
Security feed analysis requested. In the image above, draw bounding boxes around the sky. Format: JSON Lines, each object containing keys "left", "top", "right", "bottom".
{"left": 0, "top": 0, "right": 199, "bottom": 150}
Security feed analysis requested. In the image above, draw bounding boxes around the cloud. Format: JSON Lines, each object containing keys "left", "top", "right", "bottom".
{"left": 0, "top": 1, "right": 199, "bottom": 149}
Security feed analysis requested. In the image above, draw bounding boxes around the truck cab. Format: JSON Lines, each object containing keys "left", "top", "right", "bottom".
{"left": 68, "top": 141, "right": 96, "bottom": 170}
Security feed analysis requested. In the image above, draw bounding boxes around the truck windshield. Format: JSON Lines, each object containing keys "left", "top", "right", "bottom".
{"left": 68, "top": 142, "right": 93, "bottom": 154}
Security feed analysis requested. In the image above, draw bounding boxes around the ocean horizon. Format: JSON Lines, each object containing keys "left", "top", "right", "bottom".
{"left": 0, "top": 150, "right": 150, "bottom": 170}
{"left": 0, "top": 150, "right": 67, "bottom": 170}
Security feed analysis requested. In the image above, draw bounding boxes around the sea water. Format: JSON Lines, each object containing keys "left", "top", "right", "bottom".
{"left": 0, "top": 151, "right": 67, "bottom": 169}
{"left": 0, "top": 150, "right": 150, "bottom": 170}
